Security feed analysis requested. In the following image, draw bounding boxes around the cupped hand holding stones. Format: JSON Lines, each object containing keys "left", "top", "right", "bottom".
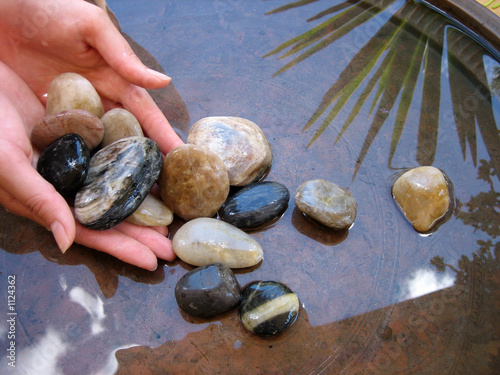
{"left": 0, "top": 0, "right": 183, "bottom": 155}
{"left": 0, "top": 0, "right": 183, "bottom": 270}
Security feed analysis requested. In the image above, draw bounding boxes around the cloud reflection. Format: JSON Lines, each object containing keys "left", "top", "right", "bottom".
{"left": 69, "top": 287, "right": 106, "bottom": 335}
{"left": 400, "top": 268, "right": 455, "bottom": 300}
{"left": 1, "top": 327, "right": 67, "bottom": 375}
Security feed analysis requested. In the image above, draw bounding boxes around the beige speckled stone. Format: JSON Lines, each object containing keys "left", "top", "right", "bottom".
{"left": 187, "top": 117, "right": 272, "bottom": 186}
{"left": 100, "top": 108, "right": 144, "bottom": 147}
{"left": 126, "top": 194, "right": 173, "bottom": 226}
{"left": 46, "top": 73, "right": 104, "bottom": 117}
{"left": 295, "top": 179, "right": 357, "bottom": 230}
{"left": 172, "top": 218, "right": 263, "bottom": 268}
{"left": 392, "top": 166, "right": 450, "bottom": 232}
{"left": 159, "top": 144, "right": 229, "bottom": 221}
{"left": 31, "top": 109, "right": 104, "bottom": 151}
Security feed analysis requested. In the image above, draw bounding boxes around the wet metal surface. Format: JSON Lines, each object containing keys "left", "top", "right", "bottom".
{"left": 1, "top": 0, "right": 499, "bottom": 373}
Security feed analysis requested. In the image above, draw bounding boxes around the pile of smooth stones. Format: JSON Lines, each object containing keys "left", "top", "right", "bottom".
{"left": 35, "top": 73, "right": 452, "bottom": 337}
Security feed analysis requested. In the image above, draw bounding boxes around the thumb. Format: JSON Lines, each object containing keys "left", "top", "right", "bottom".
{"left": 0, "top": 141, "right": 75, "bottom": 252}
{"left": 84, "top": 5, "right": 170, "bottom": 89}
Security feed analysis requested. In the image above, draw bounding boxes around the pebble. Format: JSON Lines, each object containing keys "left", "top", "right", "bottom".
{"left": 175, "top": 263, "right": 241, "bottom": 318}
{"left": 392, "top": 166, "right": 450, "bottom": 232}
{"left": 159, "top": 144, "right": 229, "bottom": 221}
{"left": 100, "top": 108, "right": 144, "bottom": 148}
{"left": 187, "top": 117, "right": 272, "bottom": 186}
{"left": 37, "top": 134, "right": 90, "bottom": 196}
{"left": 220, "top": 181, "right": 290, "bottom": 229}
{"left": 125, "top": 194, "right": 173, "bottom": 227}
{"left": 31, "top": 109, "right": 104, "bottom": 151}
{"left": 46, "top": 73, "right": 105, "bottom": 117}
{"left": 239, "top": 281, "right": 299, "bottom": 337}
{"left": 74, "top": 137, "right": 162, "bottom": 230}
{"left": 294, "top": 179, "right": 357, "bottom": 230}
{"left": 172, "top": 218, "right": 264, "bottom": 268}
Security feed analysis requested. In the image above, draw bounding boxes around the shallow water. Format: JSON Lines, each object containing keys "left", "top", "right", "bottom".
{"left": 1, "top": 0, "right": 499, "bottom": 373}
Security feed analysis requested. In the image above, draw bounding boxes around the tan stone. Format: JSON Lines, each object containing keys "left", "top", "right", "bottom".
{"left": 126, "top": 194, "right": 173, "bottom": 226}
{"left": 159, "top": 144, "right": 229, "bottom": 221}
{"left": 31, "top": 109, "right": 104, "bottom": 151}
{"left": 392, "top": 166, "right": 450, "bottom": 232}
{"left": 100, "top": 108, "right": 144, "bottom": 147}
{"left": 187, "top": 117, "right": 272, "bottom": 186}
{"left": 46, "top": 73, "right": 104, "bottom": 117}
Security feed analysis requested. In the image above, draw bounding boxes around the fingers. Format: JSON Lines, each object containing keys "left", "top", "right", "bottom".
{"left": 83, "top": 5, "right": 171, "bottom": 90}
{"left": 0, "top": 143, "right": 75, "bottom": 252}
{"left": 114, "top": 221, "right": 176, "bottom": 261}
{"left": 74, "top": 223, "right": 158, "bottom": 271}
{"left": 74, "top": 221, "right": 176, "bottom": 271}
{"left": 121, "top": 85, "right": 184, "bottom": 154}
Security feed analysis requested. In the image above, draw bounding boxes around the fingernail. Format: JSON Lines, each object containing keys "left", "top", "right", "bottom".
{"left": 50, "top": 221, "right": 71, "bottom": 253}
{"left": 147, "top": 68, "right": 171, "bottom": 81}
{"left": 148, "top": 262, "right": 158, "bottom": 272}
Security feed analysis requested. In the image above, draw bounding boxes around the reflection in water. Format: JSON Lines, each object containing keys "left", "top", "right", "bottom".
{"left": 0, "top": 328, "right": 68, "bottom": 374}
{"left": 113, "top": 243, "right": 499, "bottom": 374}
{"left": 265, "top": 0, "right": 500, "bottom": 179}
{"left": 69, "top": 287, "right": 106, "bottom": 336}
{"left": 399, "top": 268, "right": 455, "bottom": 300}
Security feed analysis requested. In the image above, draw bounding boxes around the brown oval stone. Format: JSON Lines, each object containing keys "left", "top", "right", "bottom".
{"left": 46, "top": 73, "right": 105, "bottom": 117}
{"left": 100, "top": 108, "right": 144, "bottom": 148}
{"left": 31, "top": 109, "right": 104, "bottom": 151}
{"left": 187, "top": 117, "right": 272, "bottom": 186}
{"left": 159, "top": 144, "right": 230, "bottom": 221}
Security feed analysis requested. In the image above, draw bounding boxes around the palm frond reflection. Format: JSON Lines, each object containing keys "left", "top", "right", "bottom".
{"left": 264, "top": 0, "right": 500, "bottom": 180}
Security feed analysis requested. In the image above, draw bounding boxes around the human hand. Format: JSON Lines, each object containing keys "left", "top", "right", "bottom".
{"left": 0, "top": 0, "right": 183, "bottom": 154}
{"left": 0, "top": 45, "right": 177, "bottom": 271}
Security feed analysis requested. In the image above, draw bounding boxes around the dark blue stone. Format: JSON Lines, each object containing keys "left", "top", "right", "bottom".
{"left": 220, "top": 181, "right": 290, "bottom": 229}
{"left": 175, "top": 263, "right": 241, "bottom": 318}
{"left": 37, "top": 133, "right": 90, "bottom": 196}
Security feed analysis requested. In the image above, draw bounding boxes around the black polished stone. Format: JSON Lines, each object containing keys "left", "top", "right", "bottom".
{"left": 220, "top": 181, "right": 290, "bottom": 229}
{"left": 36, "top": 133, "right": 90, "bottom": 196}
{"left": 175, "top": 263, "right": 241, "bottom": 318}
{"left": 239, "top": 281, "right": 299, "bottom": 337}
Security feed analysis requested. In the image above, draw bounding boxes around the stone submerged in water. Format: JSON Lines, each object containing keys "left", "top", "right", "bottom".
{"left": 239, "top": 281, "right": 299, "bottom": 337}
{"left": 172, "top": 218, "right": 263, "bottom": 268}
{"left": 31, "top": 109, "right": 104, "bottom": 151}
{"left": 392, "top": 166, "right": 450, "bottom": 232}
{"left": 175, "top": 263, "right": 241, "bottom": 318}
{"left": 100, "top": 108, "right": 144, "bottom": 148}
{"left": 125, "top": 194, "right": 173, "bottom": 227}
{"left": 159, "top": 144, "right": 229, "bottom": 221}
{"left": 220, "top": 181, "right": 290, "bottom": 229}
{"left": 37, "top": 134, "right": 90, "bottom": 196}
{"left": 187, "top": 117, "right": 272, "bottom": 186}
{"left": 74, "top": 137, "right": 162, "bottom": 230}
{"left": 46, "top": 73, "right": 105, "bottom": 118}
{"left": 294, "top": 179, "right": 357, "bottom": 230}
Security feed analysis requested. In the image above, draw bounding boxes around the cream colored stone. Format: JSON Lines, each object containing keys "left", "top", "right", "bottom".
{"left": 126, "top": 194, "right": 173, "bottom": 226}
{"left": 187, "top": 117, "right": 272, "bottom": 186}
{"left": 46, "top": 73, "right": 104, "bottom": 117}
{"left": 392, "top": 166, "right": 450, "bottom": 232}
{"left": 172, "top": 218, "right": 263, "bottom": 268}
{"left": 100, "top": 108, "right": 144, "bottom": 147}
